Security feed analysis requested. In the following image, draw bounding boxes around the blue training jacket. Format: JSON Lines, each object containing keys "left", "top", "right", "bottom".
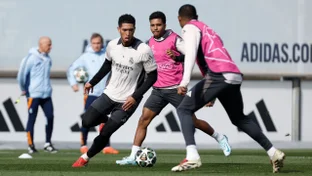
{"left": 17, "top": 47, "right": 52, "bottom": 98}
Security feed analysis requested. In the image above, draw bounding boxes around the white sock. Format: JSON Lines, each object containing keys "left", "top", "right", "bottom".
{"left": 212, "top": 131, "right": 224, "bottom": 142}
{"left": 81, "top": 153, "right": 89, "bottom": 161}
{"left": 186, "top": 145, "right": 200, "bottom": 160}
{"left": 130, "top": 145, "right": 140, "bottom": 160}
{"left": 267, "top": 146, "right": 277, "bottom": 160}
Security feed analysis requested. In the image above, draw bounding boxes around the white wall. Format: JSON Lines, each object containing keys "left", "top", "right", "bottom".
{"left": 0, "top": 79, "right": 294, "bottom": 145}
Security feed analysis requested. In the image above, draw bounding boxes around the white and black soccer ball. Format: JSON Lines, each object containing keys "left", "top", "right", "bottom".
{"left": 135, "top": 147, "right": 157, "bottom": 167}
{"left": 74, "top": 67, "right": 89, "bottom": 83}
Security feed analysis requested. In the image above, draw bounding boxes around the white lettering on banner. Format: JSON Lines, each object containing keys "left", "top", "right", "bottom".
{"left": 301, "top": 81, "right": 312, "bottom": 142}
{"left": 0, "top": 79, "right": 292, "bottom": 144}
{"left": 0, "top": 0, "right": 312, "bottom": 75}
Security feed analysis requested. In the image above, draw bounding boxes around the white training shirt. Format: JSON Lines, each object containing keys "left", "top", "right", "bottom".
{"left": 104, "top": 38, "right": 157, "bottom": 103}
{"left": 179, "top": 24, "right": 243, "bottom": 87}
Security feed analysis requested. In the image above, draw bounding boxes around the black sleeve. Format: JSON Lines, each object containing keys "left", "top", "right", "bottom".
{"left": 175, "top": 54, "right": 185, "bottom": 62}
{"left": 89, "top": 59, "right": 112, "bottom": 86}
{"left": 132, "top": 69, "right": 157, "bottom": 101}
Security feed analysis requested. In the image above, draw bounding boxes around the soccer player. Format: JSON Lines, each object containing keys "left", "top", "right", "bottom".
{"left": 171, "top": 4, "right": 285, "bottom": 173}
{"left": 67, "top": 33, "right": 119, "bottom": 154}
{"left": 116, "top": 11, "right": 231, "bottom": 166}
{"left": 72, "top": 14, "right": 158, "bottom": 167}
{"left": 17, "top": 36, "right": 57, "bottom": 153}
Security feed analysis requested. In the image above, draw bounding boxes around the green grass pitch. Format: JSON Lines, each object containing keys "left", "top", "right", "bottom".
{"left": 0, "top": 149, "right": 312, "bottom": 176}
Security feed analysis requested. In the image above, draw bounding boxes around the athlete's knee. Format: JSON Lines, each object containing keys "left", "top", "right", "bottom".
{"left": 177, "top": 106, "right": 192, "bottom": 119}
{"left": 229, "top": 113, "right": 247, "bottom": 126}
{"left": 137, "top": 114, "right": 153, "bottom": 129}
{"left": 137, "top": 108, "right": 156, "bottom": 128}
{"left": 46, "top": 113, "right": 54, "bottom": 121}
{"left": 192, "top": 115, "right": 200, "bottom": 127}
{"left": 82, "top": 106, "right": 99, "bottom": 128}
{"left": 82, "top": 114, "right": 91, "bottom": 128}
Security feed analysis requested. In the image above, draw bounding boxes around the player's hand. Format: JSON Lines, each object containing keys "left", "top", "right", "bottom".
{"left": 177, "top": 86, "right": 187, "bottom": 96}
{"left": 21, "top": 91, "right": 26, "bottom": 96}
{"left": 72, "top": 84, "right": 79, "bottom": 92}
{"left": 205, "top": 99, "right": 216, "bottom": 107}
{"left": 122, "top": 96, "right": 136, "bottom": 111}
{"left": 84, "top": 82, "right": 93, "bottom": 95}
{"left": 166, "top": 49, "right": 176, "bottom": 60}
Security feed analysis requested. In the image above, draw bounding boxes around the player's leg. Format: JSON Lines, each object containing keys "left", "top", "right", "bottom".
{"left": 102, "top": 129, "right": 120, "bottom": 154}
{"left": 26, "top": 98, "right": 40, "bottom": 153}
{"left": 218, "top": 84, "right": 285, "bottom": 173}
{"left": 165, "top": 88, "right": 230, "bottom": 155}
{"left": 40, "top": 97, "right": 57, "bottom": 153}
{"left": 99, "top": 92, "right": 119, "bottom": 153}
{"left": 163, "top": 89, "right": 214, "bottom": 135}
{"left": 116, "top": 89, "right": 168, "bottom": 165}
{"left": 172, "top": 79, "right": 227, "bottom": 172}
{"left": 79, "top": 95, "right": 96, "bottom": 153}
{"left": 81, "top": 94, "right": 114, "bottom": 128}
{"left": 191, "top": 114, "right": 231, "bottom": 156}
{"left": 73, "top": 98, "right": 141, "bottom": 167}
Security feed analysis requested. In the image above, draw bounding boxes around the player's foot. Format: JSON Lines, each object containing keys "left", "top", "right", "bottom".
{"left": 44, "top": 143, "right": 58, "bottom": 153}
{"left": 80, "top": 146, "right": 88, "bottom": 154}
{"left": 72, "top": 157, "right": 88, "bottom": 168}
{"left": 103, "top": 146, "right": 119, "bottom": 154}
{"left": 28, "top": 145, "right": 38, "bottom": 154}
{"left": 271, "top": 150, "right": 285, "bottom": 173}
{"left": 116, "top": 156, "right": 137, "bottom": 165}
{"left": 171, "top": 158, "right": 202, "bottom": 172}
{"left": 218, "top": 135, "right": 231, "bottom": 156}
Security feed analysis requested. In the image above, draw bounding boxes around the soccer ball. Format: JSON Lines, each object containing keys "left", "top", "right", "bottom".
{"left": 74, "top": 67, "right": 89, "bottom": 83}
{"left": 135, "top": 147, "right": 157, "bottom": 167}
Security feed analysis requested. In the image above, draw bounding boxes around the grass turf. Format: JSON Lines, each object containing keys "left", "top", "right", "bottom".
{"left": 0, "top": 149, "right": 311, "bottom": 176}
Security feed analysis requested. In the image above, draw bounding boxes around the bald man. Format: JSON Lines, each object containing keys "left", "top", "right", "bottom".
{"left": 17, "top": 36, "right": 58, "bottom": 153}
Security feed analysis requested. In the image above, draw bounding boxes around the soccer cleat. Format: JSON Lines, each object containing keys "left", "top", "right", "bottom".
{"left": 116, "top": 156, "right": 137, "bottom": 165}
{"left": 28, "top": 145, "right": 38, "bottom": 154}
{"left": 171, "top": 158, "right": 202, "bottom": 172}
{"left": 218, "top": 135, "right": 231, "bottom": 157}
{"left": 80, "top": 146, "right": 88, "bottom": 154}
{"left": 103, "top": 146, "right": 119, "bottom": 154}
{"left": 72, "top": 157, "right": 88, "bottom": 168}
{"left": 44, "top": 143, "right": 58, "bottom": 153}
{"left": 271, "top": 150, "right": 286, "bottom": 173}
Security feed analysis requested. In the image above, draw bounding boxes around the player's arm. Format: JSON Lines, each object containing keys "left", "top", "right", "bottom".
{"left": 131, "top": 47, "right": 158, "bottom": 101}
{"left": 179, "top": 25, "right": 200, "bottom": 88}
{"left": 17, "top": 56, "right": 34, "bottom": 94}
{"left": 89, "top": 58, "right": 112, "bottom": 86}
{"left": 174, "top": 36, "right": 186, "bottom": 62}
{"left": 167, "top": 36, "right": 185, "bottom": 62}
{"left": 66, "top": 55, "right": 84, "bottom": 91}
{"left": 88, "top": 44, "right": 112, "bottom": 87}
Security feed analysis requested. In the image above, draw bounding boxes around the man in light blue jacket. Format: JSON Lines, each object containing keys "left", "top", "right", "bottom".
{"left": 67, "top": 33, "right": 119, "bottom": 154}
{"left": 17, "top": 36, "right": 57, "bottom": 154}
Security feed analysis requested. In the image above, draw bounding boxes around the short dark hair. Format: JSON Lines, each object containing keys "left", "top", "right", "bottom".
{"left": 90, "top": 33, "right": 103, "bottom": 43}
{"left": 118, "top": 14, "right": 136, "bottom": 27}
{"left": 178, "top": 4, "right": 198, "bottom": 20}
{"left": 149, "top": 11, "right": 166, "bottom": 24}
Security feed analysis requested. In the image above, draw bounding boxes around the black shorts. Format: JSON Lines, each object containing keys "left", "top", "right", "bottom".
{"left": 91, "top": 93, "right": 141, "bottom": 124}
{"left": 178, "top": 74, "right": 245, "bottom": 122}
{"left": 144, "top": 88, "right": 184, "bottom": 114}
